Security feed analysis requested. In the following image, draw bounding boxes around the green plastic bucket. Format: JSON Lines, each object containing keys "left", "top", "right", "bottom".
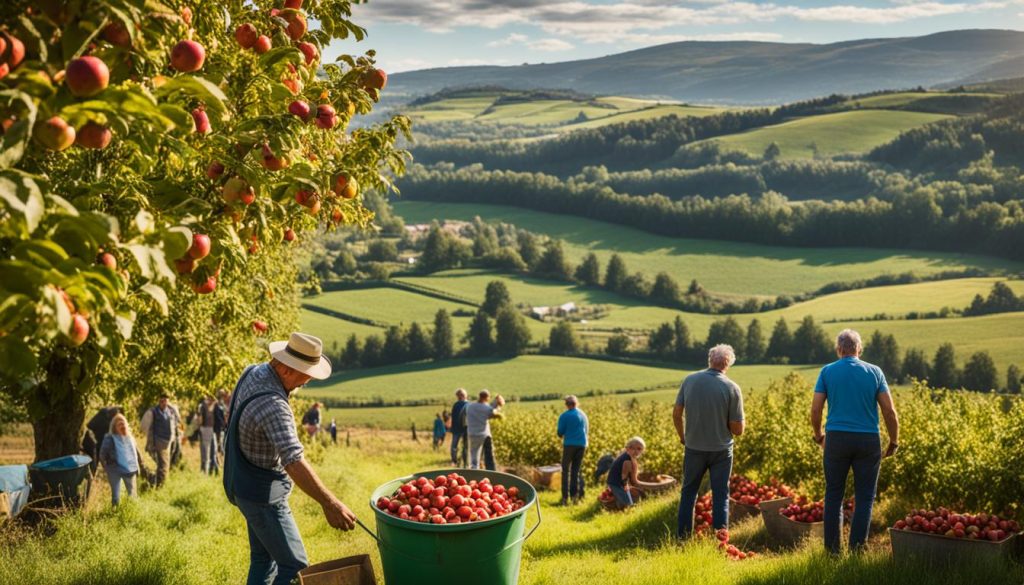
{"left": 363, "top": 468, "right": 541, "bottom": 585}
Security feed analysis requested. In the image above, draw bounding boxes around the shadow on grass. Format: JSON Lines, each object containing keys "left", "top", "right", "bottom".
{"left": 735, "top": 548, "right": 1024, "bottom": 585}
{"left": 530, "top": 494, "right": 680, "bottom": 558}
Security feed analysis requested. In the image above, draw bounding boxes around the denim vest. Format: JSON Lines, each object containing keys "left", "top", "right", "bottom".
{"left": 223, "top": 367, "right": 292, "bottom": 505}
{"left": 151, "top": 407, "right": 173, "bottom": 442}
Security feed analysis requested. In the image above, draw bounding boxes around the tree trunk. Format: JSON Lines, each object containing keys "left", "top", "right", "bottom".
{"left": 31, "top": 353, "right": 88, "bottom": 462}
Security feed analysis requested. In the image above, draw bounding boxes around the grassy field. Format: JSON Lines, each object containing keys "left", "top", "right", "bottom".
{"left": 300, "top": 309, "right": 385, "bottom": 350}
{"left": 842, "top": 91, "right": 1002, "bottom": 113}
{"left": 393, "top": 201, "right": 1024, "bottom": 297}
{"left": 2, "top": 432, "right": 1020, "bottom": 585}
{"left": 696, "top": 109, "right": 952, "bottom": 159}
{"left": 403, "top": 92, "right": 725, "bottom": 129}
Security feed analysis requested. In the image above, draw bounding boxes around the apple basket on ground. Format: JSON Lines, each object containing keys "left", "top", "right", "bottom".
{"left": 890, "top": 509, "right": 1020, "bottom": 565}
{"left": 366, "top": 469, "right": 540, "bottom": 585}
{"left": 728, "top": 475, "right": 794, "bottom": 522}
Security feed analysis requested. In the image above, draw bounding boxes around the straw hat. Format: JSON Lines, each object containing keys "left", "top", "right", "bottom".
{"left": 269, "top": 333, "right": 332, "bottom": 380}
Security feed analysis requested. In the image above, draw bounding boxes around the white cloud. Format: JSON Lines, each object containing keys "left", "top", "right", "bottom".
{"left": 488, "top": 33, "right": 530, "bottom": 47}
{"left": 358, "top": 0, "right": 1013, "bottom": 44}
{"left": 528, "top": 38, "right": 576, "bottom": 51}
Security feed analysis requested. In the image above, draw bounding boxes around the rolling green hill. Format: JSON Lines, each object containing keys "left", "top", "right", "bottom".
{"left": 695, "top": 110, "right": 952, "bottom": 160}
{"left": 393, "top": 201, "right": 1024, "bottom": 297}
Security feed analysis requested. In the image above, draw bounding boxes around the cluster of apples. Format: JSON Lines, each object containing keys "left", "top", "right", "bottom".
{"left": 779, "top": 497, "right": 854, "bottom": 524}
{"left": 716, "top": 528, "right": 757, "bottom": 561}
{"left": 892, "top": 508, "right": 1019, "bottom": 542}
{"left": 173, "top": 234, "right": 217, "bottom": 294}
{"left": 377, "top": 473, "right": 526, "bottom": 525}
{"left": 729, "top": 475, "right": 794, "bottom": 507}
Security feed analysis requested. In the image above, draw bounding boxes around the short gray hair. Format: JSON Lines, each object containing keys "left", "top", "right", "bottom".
{"left": 836, "top": 329, "right": 862, "bottom": 356}
{"left": 564, "top": 395, "right": 578, "bottom": 406}
{"left": 708, "top": 344, "right": 736, "bottom": 368}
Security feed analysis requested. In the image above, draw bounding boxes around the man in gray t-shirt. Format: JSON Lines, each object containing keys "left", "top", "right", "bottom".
{"left": 673, "top": 344, "right": 746, "bottom": 538}
{"left": 466, "top": 390, "right": 505, "bottom": 470}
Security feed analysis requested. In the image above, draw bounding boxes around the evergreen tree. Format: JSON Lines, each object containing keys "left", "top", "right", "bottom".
{"left": 764, "top": 141, "right": 781, "bottom": 161}
{"left": 864, "top": 331, "right": 901, "bottom": 381}
{"left": 745, "top": 319, "right": 766, "bottom": 362}
{"left": 673, "top": 316, "right": 692, "bottom": 362}
{"left": 482, "top": 280, "right": 513, "bottom": 317}
{"left": 931, "top": 343, "right": 959, "bottom": 389}
{"left": 1007, "top": 364, "right": 1022, "bottom": 394}
{"left": 548, "top": 321, "right": 581, "bottom": 355}
{"left": 361, "top": 335, "right": 384, "bottom": 368}
{"left": 340, "top": 334, "right": 361, "bottom": 369}
{"left": 406, "top": 322, "right": 433, "bottom": 362}
{"left": 432, "top": 309, "right": 455, "bottom": 361}
{"left": 465, "top": 312, "right": 495, "bottom": 357}
{"left": 621, "top": 272, "right": 652, "bottom": 298}
{"left": 687, "top": 279, "right": 704, "bottom": 295}
{"left": 606, "top": 333, "right": 631, "bottom": 356}
{"left": 604, "top": 254, "right": 627, "bottom": 291}
{"left": 534, "top": 240, "right": 573, "bottom": 280}
{"left": 961, "top": 351, "right": 998, "bottom": 392}
{"left": 766, "top": 318, "right": 793, "bottom": 362}
{"left": 517, "top": 231, "right": 542, "bottom": 269}
{"left": 650, "top": 272, "right": 681, "bottom": 306}
{"left": 790, "top": 316, "right": 831, "bottom": 364}
{"left": 495, "top": 306, "right": 531, "bottom": 356}
{"left": 706, "top": 317, "right": 746, "bottom": 360}
{"left": 902, "top": 348, "right": 930, "bottom": 382}
{"left": 574, "top": 253, "right": 601, "bottom": 286}
{"left": 383, "top": 326, "right": 409, "bottom": 364}
{"left": 648, "top": 322, "right": 675, "bottom": 359}
{"left": 419, "top": 222, "right": 453, "bottom": 272}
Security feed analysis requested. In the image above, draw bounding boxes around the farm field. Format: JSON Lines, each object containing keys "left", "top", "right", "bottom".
{"left": 393, "top": 201, "right": 1024, "bottom": 296}
{"left": 402, "top": 92, "right": 726, "bottom": 129}
{"left": 694, "top": 109, "right": 952, "bottom": 159}
{"left": 300, "top": 308, "right": 385, "bottom": 350}
{"left": 840, "top": 91, "right": 1002, "bottom": 113}
{"left": 3, "top": 432, "right": 1020, "bottom": 585}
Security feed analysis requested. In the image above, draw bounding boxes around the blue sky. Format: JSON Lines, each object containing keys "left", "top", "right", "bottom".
{"left": 322, "top": 0, "right": 1024, "bottom": 72}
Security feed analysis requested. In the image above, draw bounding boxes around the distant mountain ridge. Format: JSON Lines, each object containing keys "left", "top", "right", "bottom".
{"left": 389, "top": 29, "right": 1024, "bottom": 104}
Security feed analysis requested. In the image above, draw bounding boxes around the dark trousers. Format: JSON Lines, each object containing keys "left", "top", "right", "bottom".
{"left": 483, "top": 436, "right": 496, "bottom": 471}
{"left": 450, "top": 431, "right": 468, "bottom": 466}
{"left": 561, "top": 445, "right": 586, "bottom": 502}
{"left": 823, "top": 431, "right": 881, "bottom": 554}
{"left": 677, "top": 447, "right": 732, "bottom": 537}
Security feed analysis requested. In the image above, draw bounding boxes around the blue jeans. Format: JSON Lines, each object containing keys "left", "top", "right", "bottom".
{"left": 450, "top": 431, "right": 468, "bottom": 466}
{"left": 561, "top": 445, "right": 586, "bottom": 502}
{"left": 235, "top": 497, "right": 309, "bottom": 585}
{"left": 608, "top": 484, "right": 633, "bottom": 507}
{"left": 677, "top": 446, "right": 732, "bottom": 538}
{"left": 823, "top": 431, "right": 881, "bottom": 554}
{"left": 105, "top": 468, "right": 137, "bottom": 505}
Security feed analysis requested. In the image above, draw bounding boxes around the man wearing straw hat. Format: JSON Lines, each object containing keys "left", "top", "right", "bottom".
{"left": 224, "top": 332, "right": 357, "bottom": 585}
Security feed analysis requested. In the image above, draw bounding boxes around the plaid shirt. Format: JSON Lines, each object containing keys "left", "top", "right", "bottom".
{"left": 232, "top": 363, "right": 304, "bottom": 471}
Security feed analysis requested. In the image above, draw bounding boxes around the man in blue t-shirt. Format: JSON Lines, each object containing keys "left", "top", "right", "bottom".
{"left": 811, "top": 328, "right": 901, "bottom": 555}
{"left": 556, "top": 395, "right": 589, "bottom": 505}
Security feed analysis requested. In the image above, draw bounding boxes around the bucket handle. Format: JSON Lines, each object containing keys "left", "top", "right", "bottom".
{"left": 357, "top": 501, "right": 542, "bottom": 565}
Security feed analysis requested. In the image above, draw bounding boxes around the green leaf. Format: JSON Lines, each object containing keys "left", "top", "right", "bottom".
{"left": 140, "top": 283, "right": 169, "bottom": 317}
{"left": 162, "top": 225, "right": 193, "bottom": 261}
{"left": 10, "top": 240, "right": 69, "bottom": 268}
{"left": 259, "top": 46, "right": 303, "bottom": 72}
{"left": 155, "top": 77, "right": 229, "bottom": 121}
{"left": 17, "top": 14, "right": 47, "bottom": 63}
{"left": 115, "top": 312, "right": 135, "bottom": 340}
{"left": 135, "top": 210, "right": 155, "bottom": 234}
{"left": 0, "top": 337, "right": 38, "bottom": 379}
{"left": 0, "top": 90, "right": 38, "bottom": 169}
{"left": 158, "top": 104, "right": 193, "bottom": 130}
{"left": 126, "top": 244, "right": 153, "bottom": 279}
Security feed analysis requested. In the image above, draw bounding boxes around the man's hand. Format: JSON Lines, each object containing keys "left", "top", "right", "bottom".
{"left": 813, "top": 434, "right": 824, "bottom": 450}
{"left": 678, "top": 434, "right": 685, "bottom": 446}
{"left": 323, "top": 498, "right": 356, "bottom": 531}
{"left": 884, "top": 442, "right": 899, "bottom": 458}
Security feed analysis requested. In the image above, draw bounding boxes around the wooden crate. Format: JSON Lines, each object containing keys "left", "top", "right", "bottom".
{"left": 730, "top": 496, "right": 791, "bottom": 523}
{"left": 299, "top": 555, "right": 376, "bottom": 585}
{"left": 890, "top": 529, "right": 1018, "bottom": 566}
{"left": 761, "top": 507, "right": 823, "bottom": 547}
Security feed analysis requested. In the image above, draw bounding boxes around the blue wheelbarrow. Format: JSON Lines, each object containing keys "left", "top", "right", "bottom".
{"left": 29, "top": 455, "right": 93, "bottom": 507}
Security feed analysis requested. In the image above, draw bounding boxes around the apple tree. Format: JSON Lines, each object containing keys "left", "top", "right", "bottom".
{"left": 0, "top": 0, "right": 410, "bottom": 460}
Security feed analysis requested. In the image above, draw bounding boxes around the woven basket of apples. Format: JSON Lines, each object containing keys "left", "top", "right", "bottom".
{"left": 635, "top": 473, "right": 678, "bottom": 498}
{"left": 728, "top": 475, "right": 794, "bottom": 521}
{"left": 890, "top": 508, "right": 1020, "bottom": 565}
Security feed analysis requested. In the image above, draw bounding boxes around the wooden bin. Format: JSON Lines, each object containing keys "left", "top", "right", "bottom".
{"left": 890, "top": 529, "right": 1018, "bottom": 566}
{"left": 731, "top": 496, "right": 791, "bottom": 522}
{"left": 299, "top": 555, "right": 376, "bottom": 585}
{"left": 761, "top": 506, "right": 823, "bottom": 547}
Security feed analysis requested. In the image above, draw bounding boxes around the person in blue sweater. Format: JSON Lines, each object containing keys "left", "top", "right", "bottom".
{"left": 99, "top": 413, "right": 143, "bottom": 505}
{"left": 556, "top": 395, "right": 589, "bottom": 505}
